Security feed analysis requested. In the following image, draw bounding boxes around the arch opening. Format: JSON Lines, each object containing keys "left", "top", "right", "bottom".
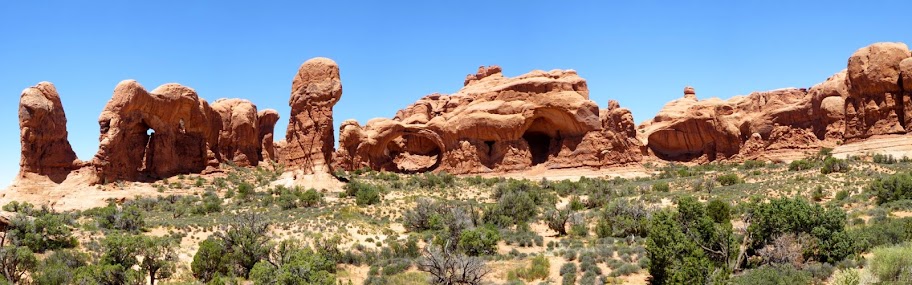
{"left": 385, "top": 133, "right": 443, "bottom": 173}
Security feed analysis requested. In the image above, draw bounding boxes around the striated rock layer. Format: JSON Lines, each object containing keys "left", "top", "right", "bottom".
{"left": 639, "top": 42, "right": 912, "bottom": 162}
{"left": 282, "top": 57, "right": 342, "bottom": 174}
{"left": 18, "top": 82, "right": 80, "bottom": 182}
{"left": 334, "top": 65, "right": 643, "bottom": 174}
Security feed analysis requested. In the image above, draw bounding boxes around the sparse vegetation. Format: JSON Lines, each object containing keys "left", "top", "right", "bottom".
{"left": 2, "top": 148, "right": 910, "bottom": 284}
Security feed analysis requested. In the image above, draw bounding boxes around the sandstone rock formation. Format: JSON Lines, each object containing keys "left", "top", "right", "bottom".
{"left": 93, "top": 81, "right": 219, "bottom": 182}
{"left": 91, "top": 81, "right": 281, "bottom": 182}
{"left": 844, "top": 42, "right": 911, "bottom": 141}
{"left": 335, "top": 65, "right": 643, "bottom": 174}
{"left": 639, "top": 42, "right": 912, "bottom": 162}
{"left": 211, "top": 99, "right": 260, "bottom": 166}
{"left": 257, "top": 109, "right": 280, "bottom": 162}
{"left": 282, "top": 57, "right": 342, "bottom": 174}
{"left": 639, "top": 86, "right": 832, "bottom": 161}
{"left": 18, "top": 82, "right": 79, "bottom": 182}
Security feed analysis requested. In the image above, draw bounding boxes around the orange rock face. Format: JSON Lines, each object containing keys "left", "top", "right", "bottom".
{"left": 639, "top": 42, "right": 912, "bottom": 162}
{"left": 18, "top": 82, "right": 79, "bottom": 182}
{"left": 91, "top": 81, "right": 281, "bottom": 182}
{"left": 211, "top": 99, "right": 260, "bottom": 166}
{"left": 92, "top": 81, "right": 219, "bottom": 182}
{"left": 257, "top": 109, "right": 280, "bottom": 162}
{"left": 844, "top": 42, "right": 912, "bottom": 141}
{"left": 334, "top": 66, "right": 643, "bottom": 174}
{"left": 282, "top": 57, "right": 342, "bottom": 174}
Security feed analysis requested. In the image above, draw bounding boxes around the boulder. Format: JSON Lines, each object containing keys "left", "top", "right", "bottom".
{"left": 211, "top": 99, "right": 260, "bottom": 166}
{"left": 18, "top": 82, "right": 79, "bottom": 181}
{"left": 282, "top": 57, "right": 342, "bottom": 174}
{"left": 335, "top": 66, "right": 642, "bottom": 174}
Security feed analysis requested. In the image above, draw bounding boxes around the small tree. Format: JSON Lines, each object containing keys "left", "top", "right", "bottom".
{"left": 192, "top": 238, "right": 228, "bottom": 282}
{"left": 0, "top": 246, "right": 37, "bottom": 284}
{"left": 545, "top": 207, "right": 572, "bottom": 236}
{"left": 139, "top": 236, "right": 178, "bottom": 285}
{"left": 418, "top": 244, "right": 490, "bottom": 285}
{"left": 213, "top": 212, "right": 273, "bottom": 278}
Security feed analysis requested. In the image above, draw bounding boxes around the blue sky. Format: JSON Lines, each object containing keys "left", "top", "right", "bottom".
{"left": 1, "top": 1, "right": 910, "bottom": 187}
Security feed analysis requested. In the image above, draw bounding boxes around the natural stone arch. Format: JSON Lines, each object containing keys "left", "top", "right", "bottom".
{"left": 377, "top": 128, "right": 445, "bottom": 173}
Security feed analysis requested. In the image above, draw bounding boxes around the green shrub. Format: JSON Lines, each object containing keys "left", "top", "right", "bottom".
{"left": 191, "top": 238, "right": 228, "bottom": 282}
{"left": 609, "top": 263, "right": 640, "bottom": 277}
{"left": 457, "top": 225, "right": 500, "bottom": 256}
{"left": 652, "top": 182, "right": 670, "bottom": 192}
{"left": 869, "top": 243, "right": 912, "bottom": 283}
{"left": 646, "top": 196, "right": 733, "bottom": 284}
{"left": 559, "top": 262, "right": 577, "bottom": 276}
{"left": 509, "top": 255, "right": 549, "bottom": 282}
{"left": 595, "top": 199, "right": 651, "bottom": 238}
{"left": 32, "top": 249, "right": 89, "bottom": 285}
{"left": 849, "top": 217, "right": 912, "bottom": 252}
{"left": 0, "top": 246, "right": 37, "bottom": 284}
{"left": 345, "top": 179, "right": 383, "bottom": 206}
{"left": 741, "top": 160, "right": 767, "bottom": 170}
{"left": 821, "top": 157, "right": 849, "bottom": 174}
{"left": 356, "top": 187, "right": 381, "bottom": 206}
{"left": 248, "top": 242, "right": 336, "bottom": 285}
{"left": 299, "top": 188, "right": 322, "bottom": 207}
{"left": 747, "top": 197, "right": 852, "bottom": 263}
{"left": 236, "top": 181, "right": 255, "bottom": 200}
{"left": 562, "top": 272, "right": 576, "bottom": 285}
{"left": 835, "top": 190, "right": 850, "bottom": 201}
{"left": 87, "top": 203, "right": 146, "bottom": 232}
{"left": 873, "top": 153, "right": 898, "bottom": 164}
{"left": 484, "top": 187, "right": 540, "bottom": 227}
{"left": 7, "top": 211, "right": 77, "bottom": 253}
{"left": 716, "top": 173, "right": 742, "bottom": 186}
{"left": 868, "top": 172, "right": 912, "bottom": 204}
{"left": 789, "top": 159, "right": 815, "bottom": 171}
{"left": 729, "top": 264, "right": 812, "bottom": 285}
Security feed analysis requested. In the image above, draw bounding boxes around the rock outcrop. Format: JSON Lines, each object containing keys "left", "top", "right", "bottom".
{"left": 334, "top": 65, "right": 643, "bottom": 174}
{"left": 93, "top": 81, "right": 219, "bottom": 182}
{"left": 282, "top": 57, "right": 342, "bottom": 174}
{"left": 639, "top": 86, "right": 832, "bottom": 161}
{"left": 18, "top": 82, "right": 79, "bottom": 181}
{"left": 91, "top": 81, "right": 282, "bottom": 182}
{"left": 844, "top": 42, "right": 911, "bottom": 141}
{"left": 211, "top": 99, "right": 260, "bottom": 167}
{"left": 257, "top": 109, "right": 280, "bottom": 162}
{"left": 639, "top": 42, "right": 912, "bottom": 162}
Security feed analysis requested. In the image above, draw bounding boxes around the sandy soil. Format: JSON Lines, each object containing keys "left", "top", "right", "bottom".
{"left": 832, "top": 134, "right": 912, "bottom": 159}
{"left": 478, "top": 164, "right": 653, "bottom": 181}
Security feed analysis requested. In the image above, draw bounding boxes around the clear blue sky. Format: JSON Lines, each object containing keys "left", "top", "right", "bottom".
{"left": 1, "top": 1, "right": 910, "bottom": 187}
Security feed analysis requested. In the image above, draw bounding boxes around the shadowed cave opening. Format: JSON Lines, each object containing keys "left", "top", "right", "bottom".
{"left": 386, "top": 134, "right": 442, "bottom": 173}
{"left": 523, "top": 131, "right": 551, "bottom": 166}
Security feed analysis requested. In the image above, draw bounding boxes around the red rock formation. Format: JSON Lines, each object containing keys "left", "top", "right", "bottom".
{"left": 257, "top": 109, "right": 280, "bottom": 162}
{"left": 844, "top": 42, "right": 911, "bottom": 141}
{"left": 92, "top": 81, "right": 280, "bottom": 182}
{"left": 639, "top": 42, "right": 912, "bottom": 162}
{"left": 335, "top": 66, "right": 642, "bottom": 174}
{"left": 93, "top": 81, "right": 219, "bottom": 182}
{"left": 211, "top": 99, "right": 260, "bottom": 167}
{"left": 282, "top": 57, "right": 342, "bottom": 174}
{"left": 638, "top": 86, "right": 834, "bottom": 161}
{"left": 18, "top": 82, "right": 79, "bottom": 182}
